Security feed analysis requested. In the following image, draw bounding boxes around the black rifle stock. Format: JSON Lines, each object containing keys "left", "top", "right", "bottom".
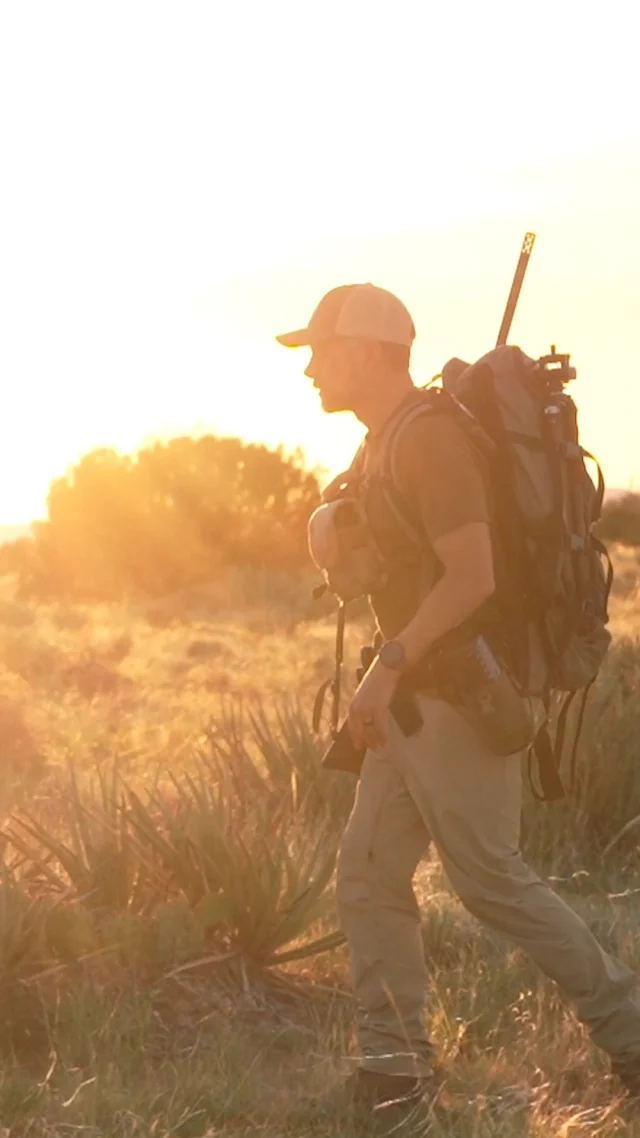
{"left": 322, "top": 682, "right": 424, "bottom": 775}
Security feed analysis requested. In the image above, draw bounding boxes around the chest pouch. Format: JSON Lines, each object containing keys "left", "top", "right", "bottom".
{"left": 307, "top": 496, "right": 389, "bottom": 602}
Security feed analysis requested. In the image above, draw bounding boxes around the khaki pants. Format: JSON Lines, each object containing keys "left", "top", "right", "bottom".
{"left": 336, "top": 695, "right": 640, "bottom": 1078}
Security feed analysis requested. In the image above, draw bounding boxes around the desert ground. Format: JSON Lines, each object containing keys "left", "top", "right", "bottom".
{"left": 0, "top": 547, "right": 639, "bottom": 1136}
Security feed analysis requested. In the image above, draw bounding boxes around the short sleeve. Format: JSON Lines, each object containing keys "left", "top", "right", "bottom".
{"left": 392, "top": 413, "right": 490, "bottom": 543}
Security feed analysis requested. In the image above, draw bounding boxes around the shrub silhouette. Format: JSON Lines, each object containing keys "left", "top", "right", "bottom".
{"left": 0, "top": 436, "right": 321, "bottom": 600}
{"left": 596, "top": 492, "right": 640, "bottom": 548}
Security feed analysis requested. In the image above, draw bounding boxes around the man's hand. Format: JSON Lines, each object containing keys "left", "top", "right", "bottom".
{"left": 347, "top": 523, "right": 495, "bottom": 754}
{"left": 347, "top": 658, "right": 399, "bottom": 752}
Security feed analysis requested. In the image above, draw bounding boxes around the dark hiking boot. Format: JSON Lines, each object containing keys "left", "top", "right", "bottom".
{"left": 293, "top": 1067, "right": 435, "bottom": 1131}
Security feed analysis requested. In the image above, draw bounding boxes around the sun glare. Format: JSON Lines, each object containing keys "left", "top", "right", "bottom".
{"left": 1, "top": 3, "right": 639, "bottom": 523}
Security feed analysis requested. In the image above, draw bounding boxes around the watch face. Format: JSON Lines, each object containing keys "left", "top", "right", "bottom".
{"left": 380, "top": 641, "right": 406, "bottom": 670}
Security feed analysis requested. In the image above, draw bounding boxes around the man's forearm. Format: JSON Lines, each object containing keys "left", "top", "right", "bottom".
{"left": 394, "top": 573, "right": 494, "bottom": 669}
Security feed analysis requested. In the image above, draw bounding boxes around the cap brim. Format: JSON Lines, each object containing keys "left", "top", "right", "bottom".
{"left": 275, "top": 328, "right": 311, "bottom": 347}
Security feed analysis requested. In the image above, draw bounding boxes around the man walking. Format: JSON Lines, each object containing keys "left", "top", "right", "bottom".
{"left": 276, "top": 283, "right": 640, "bottom": 1123}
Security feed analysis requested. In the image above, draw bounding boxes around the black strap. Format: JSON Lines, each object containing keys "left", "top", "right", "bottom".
{"left": 312, "top": 599, "right": 347, "bottom": 740}
{"left": 312, "top": 678, "right": 331, "bottom": 735}
{"left": 527, "top": 724, "right": 566, "bottom": 802}
{"left": 582, "top": 449, "right": 606, "bottom": 520}
{"left": 592, "top": 535, "right": 615, "bottom": 606}
{"left": 526, "top": 688, "right": 564, "bottom": 802}
{"left": 555, "top": 690, "right": 578, "bottom": 767}
{"left": 568, "top": 679, "right": 595, "bottom": 792}
{"left": 331, "top": 601, "right": 346, "bottom": 736}
{"left": 540, "top": 401, "right": 575, "bottom": 664}
{"left": 527, "top": 678, "right": 596, "bottom": 802}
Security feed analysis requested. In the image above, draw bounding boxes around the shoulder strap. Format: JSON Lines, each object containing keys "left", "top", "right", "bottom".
{"left": 385, "top": 387, "right": 496, "bottom": 489}
{"left": 386, "top": 395, "right": 441, "bottom": 491}
{"left": 321, "top": 440, "right": 368, "bottom": 503}
{"left": 379, "top": 387, "right": 495, "bottom": 546}
{"left": 376, "top": 390, "right": 443, "bottom": 546}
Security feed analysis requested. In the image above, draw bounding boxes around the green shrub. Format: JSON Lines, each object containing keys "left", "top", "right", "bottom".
{"left": 596, "top": 491, "right": 640, "bottom": 547}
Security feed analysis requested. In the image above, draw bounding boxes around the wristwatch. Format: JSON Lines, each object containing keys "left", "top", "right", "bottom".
{"left": 378, "top": 640, "right": 409, "bottom": 673}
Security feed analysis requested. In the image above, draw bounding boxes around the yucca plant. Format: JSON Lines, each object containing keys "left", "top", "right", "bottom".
{"left": 203, "top": 693, "right": 355, "bottom": 827}
{"left": 249, "top": 697, "right": 355, "bottom": 823}
{"left": 128, "top": 743, "right": 345, "bottom": 967}
{"left": 4, "top": 762, "right": 163, "bottom": 915}
{"left": 0, "top": 864, "right": 57, "bottom": 1055}
{"left": 0, "top": 864, "right": 53, "bottom": 981}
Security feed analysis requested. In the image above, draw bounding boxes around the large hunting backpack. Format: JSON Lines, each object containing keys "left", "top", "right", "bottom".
{"left": 380, "top": 345, "right": 613, "bottom": 800}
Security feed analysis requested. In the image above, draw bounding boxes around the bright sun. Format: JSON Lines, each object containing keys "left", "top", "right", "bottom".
{"left": 1, "top": 3, "right": 639, "bottom": 523}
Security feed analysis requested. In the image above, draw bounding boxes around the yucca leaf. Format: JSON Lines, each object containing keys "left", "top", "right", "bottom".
{"left": 268, "top": 929, "right": 346, "bottom": 965}
{"left": 7, "top": 816, "right": 85, "bottom": 889}
{"left": 1, "top": 827, "right": 66, "bottom": 892}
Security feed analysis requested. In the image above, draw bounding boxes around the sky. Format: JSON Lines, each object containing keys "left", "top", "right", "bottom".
{"left": 1, "top": 1, "right": 639, "bottom": 523}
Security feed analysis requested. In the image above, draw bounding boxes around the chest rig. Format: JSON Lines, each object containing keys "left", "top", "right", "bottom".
{"left": 308, "top": 392, "right": 440, "bottom": 744}
{"left": 307, "top": 458, "right": 389, "bottom": 603}
{"left": 307, "top": 391, "right": 446, "bottom": 604}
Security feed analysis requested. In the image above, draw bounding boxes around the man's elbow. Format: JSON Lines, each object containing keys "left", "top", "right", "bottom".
{"left": 478, "top": 567, "right": 496, "bottom": 602}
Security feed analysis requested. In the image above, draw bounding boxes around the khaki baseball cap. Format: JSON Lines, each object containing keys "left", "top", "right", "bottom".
{"left": 276, "top": 282, "right": 416, "bottom": 349}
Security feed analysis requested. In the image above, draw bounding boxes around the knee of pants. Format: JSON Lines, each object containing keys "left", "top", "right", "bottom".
{"left": 336, "top": 834, "right": 423, "bottom": 923}
{"left": 335, "top": 836, "right": 374, "bottom": 917}
{"left": 443, "top": 848, "right": 539, "bottom": 923}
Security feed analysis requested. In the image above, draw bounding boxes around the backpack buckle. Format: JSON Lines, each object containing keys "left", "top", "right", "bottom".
{"left": 560, "top": 441, "right": 581, "bottom": 459}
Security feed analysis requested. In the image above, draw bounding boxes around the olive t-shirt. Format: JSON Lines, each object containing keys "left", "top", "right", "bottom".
{"left": 359, "top": 391, "right": 491, "bottom": 639}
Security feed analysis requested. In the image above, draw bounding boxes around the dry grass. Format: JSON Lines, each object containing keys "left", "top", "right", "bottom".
{"left": 0, "top": 548, "right": 638, "bottom": 1135}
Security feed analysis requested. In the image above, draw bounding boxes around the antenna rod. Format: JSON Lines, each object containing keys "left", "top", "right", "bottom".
{"left": 496, "top": 231, "right": 536, "bottom": 347}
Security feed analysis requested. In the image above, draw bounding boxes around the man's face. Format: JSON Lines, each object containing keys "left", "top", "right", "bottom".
{"left": 304, "top": 337, "right": 375, "bottom": 413}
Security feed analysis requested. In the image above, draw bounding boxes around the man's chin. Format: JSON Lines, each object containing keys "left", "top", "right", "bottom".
{"left": 319, "top": 394, "right": 348, "bottom": 414}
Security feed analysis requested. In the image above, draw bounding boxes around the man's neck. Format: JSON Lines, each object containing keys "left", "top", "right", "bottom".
{"left": 356, "top": 375, "right": 416, "bottom": 435}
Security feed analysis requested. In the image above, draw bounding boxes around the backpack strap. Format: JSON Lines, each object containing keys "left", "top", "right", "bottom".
{"left": 382, "top": 398, "right": 441, "bottom": 545}
{"left": 581, "top": 449, "right": 606, "bottom": 520}
{"left": 567, "top": 679, "right": 595, "bottom": 792}
{"left": 321, "top": 441, "right": 367, "bottom": 503}
{"left": 385, "top": 387, "right": 495, "bottom": 491}
{"left": 592, "top": 535, "right": 615, "bottom": 615}
{"left": 385, "top": 394, "right": 441, "bottom": 492}
{"left": 530, "top": 688, "right": 577, "bottom": 802}
{"left": 377, "top": 387, "right": 496, "bottom": 548}
{"left": 527, "top": 722, "right": 566, "bottom": 801}
{"left": 525, "top": 676, "right": 597, "bottom": 803}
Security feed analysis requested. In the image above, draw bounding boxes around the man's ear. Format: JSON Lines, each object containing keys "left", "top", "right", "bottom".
{"left": 358, "top": 337, "right": 384, "bottom": 375}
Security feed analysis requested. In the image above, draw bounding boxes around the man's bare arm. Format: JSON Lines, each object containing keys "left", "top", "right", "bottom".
{"left": 393, "top": 521, "right": 495, "bottom": 668}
